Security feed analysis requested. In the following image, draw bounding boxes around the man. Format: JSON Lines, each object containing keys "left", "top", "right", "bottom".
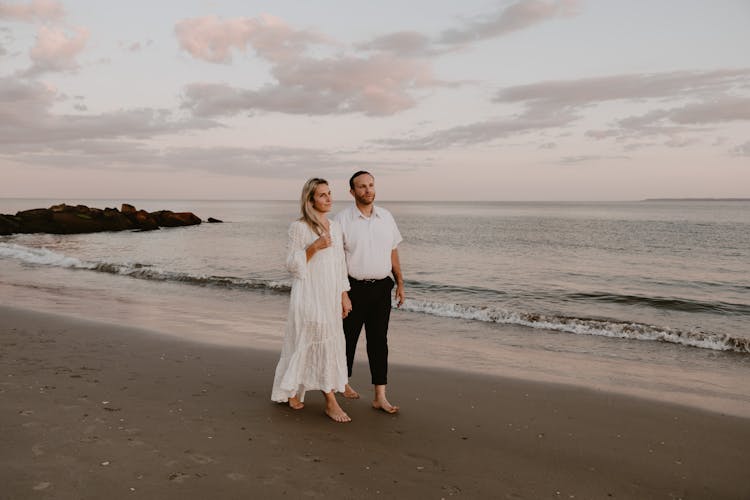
{"left": 336, "top": 171, "right": 404, "bottom": 414}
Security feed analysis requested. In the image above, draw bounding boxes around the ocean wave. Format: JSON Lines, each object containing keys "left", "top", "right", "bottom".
{"left": 2, "top": 241, "right": 747, "bottom": 354}
{"left": 566, "top": 291, "right": 750, "bottom": 315}
{"left": 0, "top": 242, "right": 291, "bottom": 292}
{"left": 401, "top": 299, "right": 750, "bottom": 354}
{"left": 0, "top": 242, "right": 90, "bottom": 269}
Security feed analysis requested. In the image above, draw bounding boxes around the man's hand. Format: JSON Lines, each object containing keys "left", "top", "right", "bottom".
{"left": 394, "top": 283, "right": 405, "bottom": 308}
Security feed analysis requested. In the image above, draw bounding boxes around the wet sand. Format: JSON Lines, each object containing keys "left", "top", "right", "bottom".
{"left": 1, "top": 305, "right": 748, "bottom": 499}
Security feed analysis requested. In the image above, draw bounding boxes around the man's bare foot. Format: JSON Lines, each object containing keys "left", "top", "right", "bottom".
{"left": 343, "top": 383, "right": 360, "bottom": 399}
{"left": 325, "top": 403, "right": 352, "bottom": 423}
{"left": 372, "top": 398, "right": 399, "bottom": 414}
{"left": 288, "top": 396, "right": 304, "bottom": 410}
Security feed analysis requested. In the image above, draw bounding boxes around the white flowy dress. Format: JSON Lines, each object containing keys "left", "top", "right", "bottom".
{"left": 271, "top": 219, "right": 350, "bottom": 403}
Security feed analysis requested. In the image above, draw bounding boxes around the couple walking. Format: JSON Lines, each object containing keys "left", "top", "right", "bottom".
{"left": 271, "top": 171, "right": 405, "bottom": 422}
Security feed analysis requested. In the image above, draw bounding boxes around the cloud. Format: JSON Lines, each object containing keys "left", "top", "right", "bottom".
{"left": 358, "top": 1, "right": 581, "bottom": 57}
{"left": 356, "top": 31, "right": 435, "bottom": 57}
{"left": 182, "top": 51, "right": 437, "bottom": 117}
{"left": 374, "top": 109, "right": 576, "bottom": 150}
{"left": 0, "top": 2, "right": 89, "bottom": 75}
{"left": 23, "top": 24, "right": 89, "bottom": 75}
{"left": 176, "top": 15, "right": 439, "bottom": 116}
{"left": 438, "top": 0, "right": 580, "bottom": 45}
{"left": 667, "top": 96, "right": 750, "bottom": 124}
{"left": 373, "top": 68, "right": 750, "bottom": 150}
{"left": 157, "top": 146, "right": 359, "bottom": 177}
{"left": 175, "top": 14, "right": 331, "bottom": 64}
{"left": 3, "top": 140, "right": 395, "bottom": 179}
{"left": 588, "top": 94, "right": 750, "bottom": 143}
{"left": 558, "top": 155, "right": 630, "bottom": 164}
{"left": 499, "top": 68, "right": 750, "bottom": 146}
{"left": 0, "top": 76, "right": 220, "bottom": 151}
{"left": 177, "top": 4, "right": 576, "bottom": 118}
{"left": 730, "top": 141, "right": 750, "bottom": 157}
{"left": 0, "top": 0, "right": 64, "bottom": 23}
{"left": 496, "top": 68, "right": 750, "bottom": 108}
{"left": 117, "top": 40, "right": 153, "bottom": 52}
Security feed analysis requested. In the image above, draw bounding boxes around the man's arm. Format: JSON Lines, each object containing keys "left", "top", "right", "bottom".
{"left": 391, "top": 248, "right": 405, "bottom": 308}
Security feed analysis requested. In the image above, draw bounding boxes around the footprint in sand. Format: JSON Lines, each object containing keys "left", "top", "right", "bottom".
{"left": 168, "top": 472, "right": 190, "bottom": 483}
{"left": 185, "top": 451, "right": 215, "bottom": 465}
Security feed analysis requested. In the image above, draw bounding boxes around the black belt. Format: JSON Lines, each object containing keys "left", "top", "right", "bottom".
{"left": 349, "top": 276, "right": 390, "bottom": 285}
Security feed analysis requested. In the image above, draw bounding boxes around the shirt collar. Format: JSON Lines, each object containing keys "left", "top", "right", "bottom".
{"left": 355, "top": 204, "right": 380, "bottom": 219}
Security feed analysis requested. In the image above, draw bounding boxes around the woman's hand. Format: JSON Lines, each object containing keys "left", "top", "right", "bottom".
{"left": 313, "top": 231, "right": 332, "bottom": 250}
{"left": 342, "top": 292, "right": 352, "bottom": 318}
{"left": 306, "top": 231, "right": 331, "bottom": 261}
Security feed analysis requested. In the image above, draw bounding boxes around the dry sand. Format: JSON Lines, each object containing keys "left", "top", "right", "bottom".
{"left": 1, "top": 305, "right": 748, "bottom": 499}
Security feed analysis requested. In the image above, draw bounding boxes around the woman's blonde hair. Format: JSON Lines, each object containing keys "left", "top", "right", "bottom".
{"left": 299, "top": 177, "right": 329, "bottom": 235}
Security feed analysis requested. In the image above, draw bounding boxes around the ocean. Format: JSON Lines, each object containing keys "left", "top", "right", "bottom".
{"left": 1, "top": 199, "right": 749, "bottom": 414}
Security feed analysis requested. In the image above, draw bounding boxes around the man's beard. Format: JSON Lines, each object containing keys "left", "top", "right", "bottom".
{"left": 355, "top": 194, "right": 375, "bottom": 205}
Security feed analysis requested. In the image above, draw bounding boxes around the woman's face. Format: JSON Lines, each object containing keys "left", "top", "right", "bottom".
{"left": 312, "top": 183, "right": 332, "bottom": 213}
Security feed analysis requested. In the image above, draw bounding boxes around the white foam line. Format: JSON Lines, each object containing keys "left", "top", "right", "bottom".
{"left": 401, "top": 299, "right": 749, "bottom": 354}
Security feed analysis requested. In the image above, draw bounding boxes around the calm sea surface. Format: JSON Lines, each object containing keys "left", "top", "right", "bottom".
{"left": 2, "top": 199, "right": 748, "bottom": 354}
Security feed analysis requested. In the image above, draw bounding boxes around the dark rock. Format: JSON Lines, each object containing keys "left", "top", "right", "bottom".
{"left": 207, "top": 217, "right": 223, "bottom": 223}
{"left": 0, "top": 214, "right": 21, "bottom": 235}
{"left": 151, "top": 210, "right": 202, "bottom": 227}
{"left": 134, "top": 210, "right": 159, "bottom": 231}
{"left": 0, "top": 203, "right": 202, "bottom": 235}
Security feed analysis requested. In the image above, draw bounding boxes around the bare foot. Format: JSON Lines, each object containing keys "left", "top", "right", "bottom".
{"left": 343, "top": 383, "right": 360, "bottom": 399}
{"left": 288, "top": 396, "right": 304, "bottom": 410}
{"left": 325, "top": 402, "right": 352, "bottom": 423}
{"left": 372, "top": 397, "right": 399, "bottom": 414}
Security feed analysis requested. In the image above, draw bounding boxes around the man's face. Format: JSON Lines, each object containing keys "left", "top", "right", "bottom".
{"left": 350, "top": 173, "right": 376, "bottom": 206}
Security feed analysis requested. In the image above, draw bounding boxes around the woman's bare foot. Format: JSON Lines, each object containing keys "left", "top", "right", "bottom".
{"left": 343, "top": 383, "right": 360, "bottom": 399}
{"left": 372, "top": 397, "right": 399, "bottom": 414}
{"left": 323, "top": 391, "right": 351, "bottom": 422}
{"left": 325, "top": 404, "right": 352, "bottom": 423}
{"left": 288, "top": 396, "right": 304, "bottom": 410}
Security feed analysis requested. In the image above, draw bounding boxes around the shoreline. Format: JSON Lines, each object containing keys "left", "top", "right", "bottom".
{"left": 1, "top": 260, "right": 748, "bottom": 419}
{"left": 1, "top": 305, "right": 749, "bottom": 499}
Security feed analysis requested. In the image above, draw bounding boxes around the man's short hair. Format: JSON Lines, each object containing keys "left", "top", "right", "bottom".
{"left": 349, "top": 170, "right": 373, "bottom": 190}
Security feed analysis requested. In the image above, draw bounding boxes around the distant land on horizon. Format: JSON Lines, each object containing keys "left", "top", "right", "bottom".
{"left": 643, "top": 198, "right": 750, "bottom": 202}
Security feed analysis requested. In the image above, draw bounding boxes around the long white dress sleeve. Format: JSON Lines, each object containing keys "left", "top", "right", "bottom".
{"left": 286, "top": 220, "right": 309, "bottom": 280}
{"left": 271, "top": 220, "right": 349, "bottom": 403}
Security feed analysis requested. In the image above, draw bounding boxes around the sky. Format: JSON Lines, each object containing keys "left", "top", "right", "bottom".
{"left": 1, "top": 0, "right": 749, "bottom": 201}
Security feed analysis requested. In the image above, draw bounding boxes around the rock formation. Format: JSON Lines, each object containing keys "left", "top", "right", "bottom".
{"left": 0, "top": 204, "right": 202, "bottom": 235}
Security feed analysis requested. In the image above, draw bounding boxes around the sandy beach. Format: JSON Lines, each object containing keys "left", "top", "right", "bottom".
{"left": 1, "top": 304, "right": 748, "bottom": 500}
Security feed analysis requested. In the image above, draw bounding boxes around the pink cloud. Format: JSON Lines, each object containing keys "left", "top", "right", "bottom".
{"left": 182, "top": 52, "right": 437, "bottom": 117}
{"left": 0, "top": 0, "right": 64, "bottom": 22}
{"left": 175, "top": 14, "right": 331, "bottom": 64}
{"left": 177, "top": 14, "right": 441, "bottom": 116}
{"left": 25, "top": 24, "right": 89, "bottom": 75}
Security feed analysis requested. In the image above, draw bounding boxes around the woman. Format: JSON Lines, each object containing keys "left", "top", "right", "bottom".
{"left": 271, "top": 178, "right": 353, "bottom": 423}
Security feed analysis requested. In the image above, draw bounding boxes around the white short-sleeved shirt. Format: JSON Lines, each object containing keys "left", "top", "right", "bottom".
{"left": 336, "top": 204, "right": 402, "bottom": 280}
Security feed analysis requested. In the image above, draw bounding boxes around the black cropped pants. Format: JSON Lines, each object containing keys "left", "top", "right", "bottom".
{"left": 343, "top": 276, "right": 394, "bottom": 385}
